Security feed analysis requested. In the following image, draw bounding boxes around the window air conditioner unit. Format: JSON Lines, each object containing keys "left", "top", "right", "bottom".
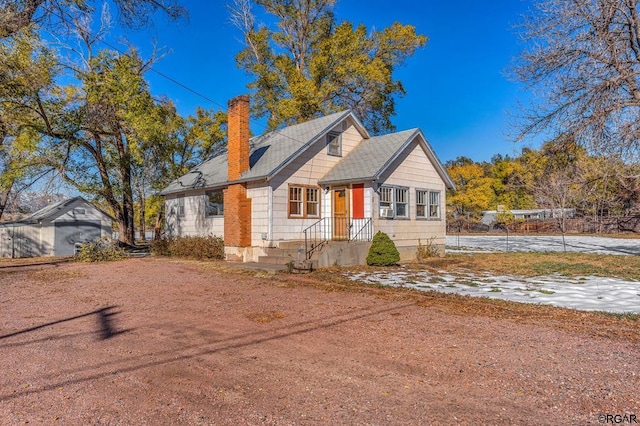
{"left": 380, "top": 207, "right": 395, "bottom": 218}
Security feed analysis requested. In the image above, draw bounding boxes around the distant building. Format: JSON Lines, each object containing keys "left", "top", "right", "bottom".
{"left": 481, "top": 208, "right": 576, "bottom": 226}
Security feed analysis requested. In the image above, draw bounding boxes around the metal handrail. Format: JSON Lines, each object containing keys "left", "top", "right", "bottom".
{"left": 303, "top": 216, "right": 373, "bottom": 260}
{"left": 303, "top": 217, "right": 329, "bottom": 260}
{"left": 351, "top": 217, "right": 372, "bottom": 242}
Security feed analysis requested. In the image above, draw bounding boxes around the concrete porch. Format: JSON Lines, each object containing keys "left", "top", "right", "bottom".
{"left": 257, "top": 240, "right": 372, "bottom": 270}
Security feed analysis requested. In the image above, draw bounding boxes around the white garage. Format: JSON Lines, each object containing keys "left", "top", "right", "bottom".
{"left": 0, "top": 197, "right": 114, "bottom": 258}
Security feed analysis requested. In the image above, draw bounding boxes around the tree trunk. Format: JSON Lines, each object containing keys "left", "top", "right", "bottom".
{"left": 139, "top": 196, "right": 146, "bottom": 241}
{"left": 154, "top": 202, "right": 165, "bottom": 240}
{"left": 135, "top": 174, "right": 146, "bottom": 241}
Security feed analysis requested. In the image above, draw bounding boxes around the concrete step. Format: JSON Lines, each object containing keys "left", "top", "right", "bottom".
{"left": 224, "top": 262, "right": 286, "bottom": 274}
{"left": 274, "top": 240, "right": 307, "bottom": 250}
{"left": 257, "top": 255, "right": 296, "bottom": 265}
{"left": 263, "top": 247, "right": 304, "bottom": 258}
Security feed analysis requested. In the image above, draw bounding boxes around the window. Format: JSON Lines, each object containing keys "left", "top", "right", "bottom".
{"left": 288, "top": 184, "right": 321, "bottom": 218}
{"left": 177, "top": 195, "right": 185, "bottom": 217}
{"left": 429, "top": 191, "right": 440, "bottom": 218}
{"left": 326, "top": 131, "right": 342, "bottom": 156}
{"left": 306, "top": 187, "right": 319, "bottom": 217}
{"left": 379, "top": 187, "right": 393, "bottom": 209}
{"left": 379, "top": 186, "right": 408, "bottom": 218}
{"left": 395, "top": 188, "right": 408, "bottom": 218}
{"left": 416, "top": 190, "right": 441, "bottom": 219}
{"left": 289, "top": 186, "right": 303, "bottom": 217}
{"left": 73, "top": 208, "right": 85, "bottom": 215}
{"left": 205, "top": 189, "right": 224, "bottom": 217}
{"left": 416, "top": 190, "right": 427, "bottom": 218}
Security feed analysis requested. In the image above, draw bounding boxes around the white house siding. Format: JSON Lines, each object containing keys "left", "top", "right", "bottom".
{"left": 268, "top": 123, "right": 365, "bottom": 242}
{"left": 373, "top": 139, "right": 447, "bottom": 255}
{"left": 0, "top": 199, "right": 111, "bottom": 258}
{"left": 0, "top": 224, "right": 42, "bottom": 257}
{"left": 247, "top": 183, "right": 270, "bottom": 246}
{"left": 40, "top": 224, "right": 55, "bottom": 255}
{"left": 165, "top": 192, "right": 224, "bottom": 238}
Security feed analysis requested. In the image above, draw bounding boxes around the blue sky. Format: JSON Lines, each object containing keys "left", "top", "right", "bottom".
{"left": 114, "top": 0, "right": 535, "bottom": 164}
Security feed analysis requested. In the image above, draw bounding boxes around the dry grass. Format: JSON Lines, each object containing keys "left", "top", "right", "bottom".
{"left": 0, "top": 257, "right": 71, "bottom": 267}
{"left": 245, "top": 310, "right": 286, "bottom": 323}
{"left": 279, "top": 267, "right": 640, "bottom": 343}
{"left": 412, "top": 252, "right": 640, "bottom": 280}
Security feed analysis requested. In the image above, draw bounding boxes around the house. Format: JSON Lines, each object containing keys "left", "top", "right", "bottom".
{"left": 0, "top": 196, "right": 114, "bottom": 258}
{"left": 481, "top": 208, "right": 576, "bottom": 227}
{"left": 160, "top": 95, "right": 455, "bottom": 267}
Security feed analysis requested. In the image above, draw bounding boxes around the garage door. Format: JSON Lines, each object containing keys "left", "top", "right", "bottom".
{"left": 54, "top": 221, "right": 102, "bottom": 256}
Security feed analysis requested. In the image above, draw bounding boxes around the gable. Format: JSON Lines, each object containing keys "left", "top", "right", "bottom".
{"left": 5, "top": 197, "right": 114, "bottom": 225}
{"left": 319, "top": 129, "right": 455, "bottom": 190}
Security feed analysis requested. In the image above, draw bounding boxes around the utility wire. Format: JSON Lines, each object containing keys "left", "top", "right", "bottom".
{"left": 43, "top": 6, "right": 330, "bottom": 147}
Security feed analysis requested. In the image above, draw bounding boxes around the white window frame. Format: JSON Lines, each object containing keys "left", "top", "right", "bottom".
{"left": 288, "top": 184, "right": 321, "bottom": 218}
{"left": 289, "top": 186, "right": 303, "bottom": 217}
{"left": 416, "top": 189, "right": 441, "bottom": 219}
{"left": 379, "top": 185, "right": 409, "bottom": 219}
{"left": 379, "top": 187, "right": 393, "bottom": 209}
{"left": 428, "top": 190, "right": 441, "bottom": 219}
{"left": 395, "top": 187, "right": 409, "bottom": 218}
{"left": 177, "top": 194, "right": 185, "bottom": 217}
{"left": 305, "top": 187, "right": 320, "bottom": 218}
{"left": 326, "top": 131, "right": 342, "bottom": 157}
{"left": 416, "top": 190, "right": 427, "bottom": 218}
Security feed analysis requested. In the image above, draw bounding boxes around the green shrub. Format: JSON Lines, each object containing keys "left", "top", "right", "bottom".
{"left": 75, "top": 238, "right": 128, "bottom": 262}
{"left": 151, "top": 235, "right": 225, "bottom": 260}
{"left": 366, "top": 231, "right": 400, "bottom": 266}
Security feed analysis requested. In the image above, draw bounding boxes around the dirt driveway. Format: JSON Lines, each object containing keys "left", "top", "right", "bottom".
{"left": 1, "top": 258, "right": 638, "bottom": 425}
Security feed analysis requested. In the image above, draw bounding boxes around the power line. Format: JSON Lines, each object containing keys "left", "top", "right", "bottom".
{"left": 43, "top": 6, "right": 332, "bottom": 147}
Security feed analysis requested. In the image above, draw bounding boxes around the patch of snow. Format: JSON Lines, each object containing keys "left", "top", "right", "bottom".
{"left": 445, "top": 235, "right": 640, "bottom": 256}
{"left": 345, "top": 270, "right": 640, "bottom": 314}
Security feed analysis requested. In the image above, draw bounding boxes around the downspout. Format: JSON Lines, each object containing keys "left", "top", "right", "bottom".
{"left": 267, "top": 185, "right": 273, "bottom": 245}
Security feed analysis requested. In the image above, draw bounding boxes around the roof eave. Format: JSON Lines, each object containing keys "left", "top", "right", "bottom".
{"left": 317, "top": 176, "right": 376, "bottom": 186}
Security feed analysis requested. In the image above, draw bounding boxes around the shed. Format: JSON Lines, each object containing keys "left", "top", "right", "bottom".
{"left": 0, "top": 197, "right": 114, "bottom": 258}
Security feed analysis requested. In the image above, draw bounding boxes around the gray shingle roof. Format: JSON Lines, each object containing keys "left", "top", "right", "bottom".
{"left": 1, "top": 196, "right": 114, "bottom": 225}
{"left": 160, "top": 110, "right": 360, "bottom": 195}
{"left": 318, "top": 129, "right": 419, "bottom": 184}
{"left": 318, "top": 129, "right": 455, "bottom": 190}
{"left": 159, "top": 109, "right": 455, "bottom": 195}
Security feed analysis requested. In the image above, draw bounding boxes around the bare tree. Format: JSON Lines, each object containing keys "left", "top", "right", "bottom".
{"left": 0, "top": 0, "right": 186, "bottom": 38}
{"left": 530, "top": 137, "right": 587, "bottom": 249}
{"left": 514, "top": 0, "right": 640, "bottom": 161}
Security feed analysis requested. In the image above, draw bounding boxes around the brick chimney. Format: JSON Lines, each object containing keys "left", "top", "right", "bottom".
{"left": 227, "top": 95, "right": 250, "bottom": 180}
{"left": 224, "top": 95, "right": 252, "bottom": 259}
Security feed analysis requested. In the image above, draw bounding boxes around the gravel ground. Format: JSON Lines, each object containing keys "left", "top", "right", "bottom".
{"left": 1, "top": 258, "right": 639, "bottom": 425}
